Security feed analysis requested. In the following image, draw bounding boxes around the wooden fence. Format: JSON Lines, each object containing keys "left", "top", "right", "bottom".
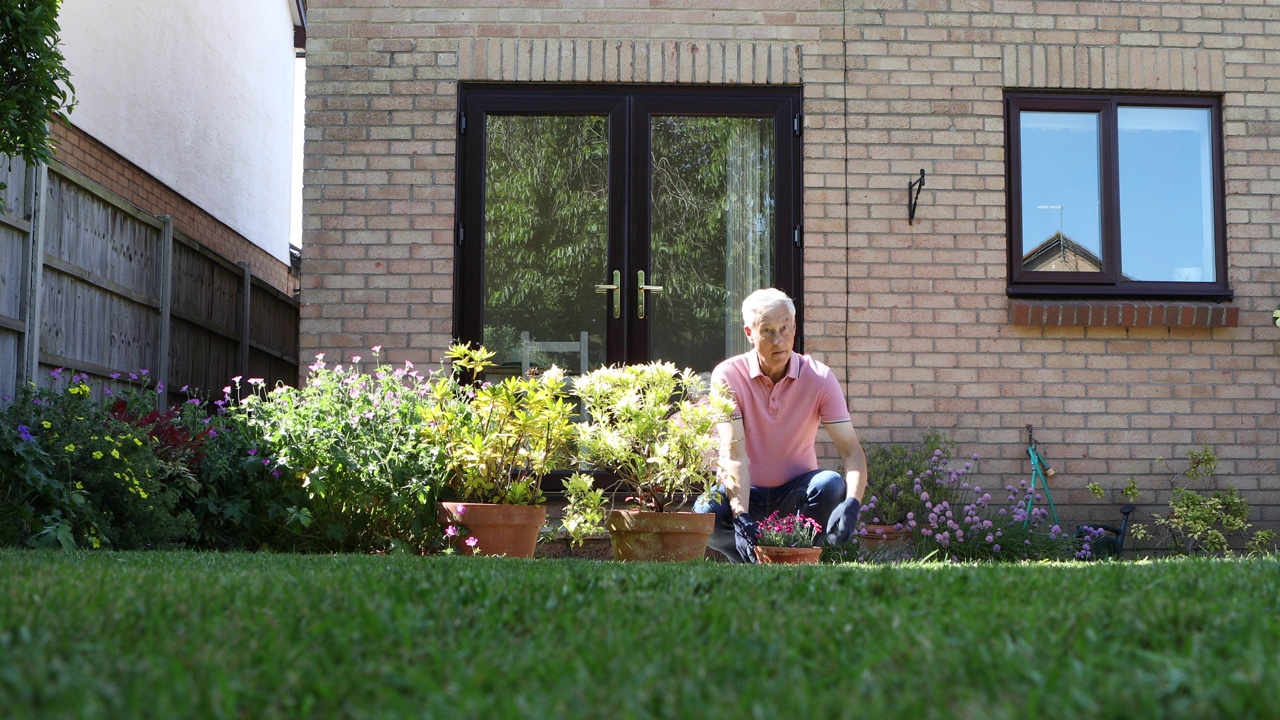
{"left": 0, "top": 158, "right": 299, "bottom": 407}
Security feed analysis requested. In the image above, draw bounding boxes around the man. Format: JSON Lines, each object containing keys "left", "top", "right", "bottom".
{"left": 696, "top": 288, "right": 867, "bottom": 563}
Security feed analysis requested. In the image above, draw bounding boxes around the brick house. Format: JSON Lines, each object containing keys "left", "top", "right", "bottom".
{"left": 301, "top": 0, "right": 1280, "bottom": 533}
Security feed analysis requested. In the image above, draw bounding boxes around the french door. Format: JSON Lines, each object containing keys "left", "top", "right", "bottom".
{"left": 455, "top": 84, "right": 802, "bottom": 376}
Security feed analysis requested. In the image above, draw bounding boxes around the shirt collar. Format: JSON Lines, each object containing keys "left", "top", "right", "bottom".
{"left": 747, "top": 351, "right": 799, "bottom": 380}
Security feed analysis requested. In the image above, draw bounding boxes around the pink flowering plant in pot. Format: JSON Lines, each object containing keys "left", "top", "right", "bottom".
{"left": 756, "top": 511, "right": 823, "bottom": 548}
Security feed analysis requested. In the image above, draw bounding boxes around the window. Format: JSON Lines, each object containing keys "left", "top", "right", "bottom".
{"left": 455, "top": 84, "right": 803, "bottom": 375}
{"left": 1005, "top": 93, "right": 1229, "bottom": 299}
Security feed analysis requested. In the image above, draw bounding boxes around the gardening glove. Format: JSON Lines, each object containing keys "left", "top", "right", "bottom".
{"left": 826, "top": 497, "right": 862, "bottom": 545}
{"left": 733, "top": 514, "right": 759, "bottom": 564}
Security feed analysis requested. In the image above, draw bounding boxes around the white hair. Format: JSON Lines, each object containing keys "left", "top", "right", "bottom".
{"left": 741, "top": 288, "right": 795, "bottom": 328}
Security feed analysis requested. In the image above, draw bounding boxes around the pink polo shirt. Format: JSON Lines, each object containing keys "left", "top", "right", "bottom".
{"left": 711, "top": 351, "right": 851, "bottom": 488}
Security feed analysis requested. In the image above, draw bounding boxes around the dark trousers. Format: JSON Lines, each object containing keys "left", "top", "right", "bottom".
{"left": 694, "top": 469, "right": 846, "bottom": 563}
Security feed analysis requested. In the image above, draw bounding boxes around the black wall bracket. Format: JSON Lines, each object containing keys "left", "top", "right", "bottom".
{"left": 907, "top": 168, "right": 926, "bottom": 225}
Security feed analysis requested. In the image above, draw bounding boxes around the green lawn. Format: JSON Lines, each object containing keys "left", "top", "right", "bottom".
{"left": 2, "top": 551, "right": 1278, "bottom": 719}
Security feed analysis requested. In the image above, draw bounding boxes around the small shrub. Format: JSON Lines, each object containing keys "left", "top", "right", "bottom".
{"left": 0, "top": 370, "right": 197, "bottom": 549}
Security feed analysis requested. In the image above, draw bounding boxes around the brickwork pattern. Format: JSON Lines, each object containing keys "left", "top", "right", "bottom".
{"left": 304, "top": 0, "right": 1280, "bottom": 532}
{"left": 51, "top": 123, "right": 297, "bottom": 296}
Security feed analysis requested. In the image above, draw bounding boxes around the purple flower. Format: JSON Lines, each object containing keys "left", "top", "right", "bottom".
{"left": 110, "top": 373, "right": 121, "bottom": 380}
{"left": 208, "top": 429, "right": 218, "bottom": 438}
{"left": 50, "top": 367, "right": 63, "bottom": 380}
{"left": 248, "top": 448, "right": 258, "bottom": 456}
{"left": 272, "top": 469, "right": 282, "bottom": 478}
{"left": 262, "top": 459, "right": 270, "bottom": 466}
{"left": 992, "top": 544, "right": 1001, "bottom": 552}
{"left": 17, "top": 425, "right": 33, "bottom": 442}
{"left": 140, "top": 369, "right": 149, "bottom": 376}
{"left": 129, "top": 373, "right": 139, "bottom": 381}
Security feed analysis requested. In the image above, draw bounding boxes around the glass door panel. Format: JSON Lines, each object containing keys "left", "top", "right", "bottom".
{"left": 481, "top": 115, "right": 609, "bottom": 378}
{"left": 647, "top": 116, "right": 775, "bottom": 374}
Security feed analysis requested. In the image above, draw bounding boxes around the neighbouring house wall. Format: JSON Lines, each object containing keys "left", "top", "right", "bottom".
{"left": 50, "top": 124, "right": 298, "bottom": 296}
{"left": 58, "top": 0, "right": 299, "bottom": 267}
{"left": 303, "top": 0, "right": 1280, "bottom": 533}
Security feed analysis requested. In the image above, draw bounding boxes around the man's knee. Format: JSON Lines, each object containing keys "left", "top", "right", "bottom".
{"left": 808, "top": 470, "right": 846, "bottom": 503}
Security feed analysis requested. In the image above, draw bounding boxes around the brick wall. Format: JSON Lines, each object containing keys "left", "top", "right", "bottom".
{"left": 304, "top": 0, "right": 1280, "bottom": 533}
{"left": 51, "top": 123, "right": 298, "bottom": 296}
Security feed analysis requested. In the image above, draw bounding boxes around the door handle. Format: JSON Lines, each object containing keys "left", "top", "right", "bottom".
{"left": 637, "top": 270, "right": 664, "bottom": 319}
{"left": 594, "top": 269, "right": 621, "bottom": 319}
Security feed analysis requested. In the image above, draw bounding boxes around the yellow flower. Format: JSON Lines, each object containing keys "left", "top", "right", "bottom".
{"left": 111, "top": 449, "right": 120, "bottom": 459}
{"left": 63, "top": 444, "right": 75, "bottom": 452}
{"left": 92, "top": 451, "right": 104, "bottom": 460}
{"left": 41, "top": 421, "right": 51, "bottom": 429}
{"left": 133, "top": 437, "right": 143, "bottom": 446}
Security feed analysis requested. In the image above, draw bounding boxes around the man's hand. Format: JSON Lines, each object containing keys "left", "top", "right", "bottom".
{"left": 733, "top": 514, "right": 759, "bottom": 564}
{"left": 826, "top": 497, "right": 862, "bottom": 545}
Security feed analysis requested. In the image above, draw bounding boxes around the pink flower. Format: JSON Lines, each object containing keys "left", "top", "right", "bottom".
{"left": 465, "top": 536, "right": 478, "bottom": 548}
{"left": 455, "top": 505, "right": 467, "bottom": 516}
{"left": 372, "top": 345, "right": 382, "bottom": 354}
{"left": 445, "top": 525, "right": 458, "bottom": 537}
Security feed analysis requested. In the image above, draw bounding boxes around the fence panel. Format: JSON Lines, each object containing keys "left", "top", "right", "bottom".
{"left": 37, "top": 173, "right": 161, "bottom": 384}
{"left": 0, "top": 160, "right": 299, "bottom": 405}
{"left": 168, "top": 236, "right": 244, "bottom": 398}
{"left": 0, "top": 160, "right": 28, "bottom": 400}
{"left": 248, "top": 280, "right": 300, "bottom": 389}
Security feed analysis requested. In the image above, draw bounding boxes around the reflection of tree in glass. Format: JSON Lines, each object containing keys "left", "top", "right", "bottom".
{"left": 483, "top": 116, "right": 609, "bottom": 365}
{"left": 651, "top": 117, "right": 774, "bottom": 372}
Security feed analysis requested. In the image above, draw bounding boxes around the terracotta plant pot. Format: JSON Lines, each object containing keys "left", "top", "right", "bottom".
{"left": 859, "top": 523, "right": 913, "bottom": 547}
{"left": 606, "top": 510, "right": 714, "bottom": 562}
{"left": 754, "top": 545, "right": 823, "bottom": 564}
{"left": 437, "top": 502, "right": 546, "bottom": 558}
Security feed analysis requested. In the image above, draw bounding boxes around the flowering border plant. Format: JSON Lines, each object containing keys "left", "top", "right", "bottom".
{"left": 1, "top": 368, "right": 204, "bottom": 550}
{"left": 756, "top": 511, "right": 823, "bottom": 548}
{"left": 230, "top": 348, "right": 449, "bottom": 553}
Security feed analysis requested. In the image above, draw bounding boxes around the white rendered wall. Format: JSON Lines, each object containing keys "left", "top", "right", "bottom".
{"left": 58, "top": 1, "right": 297, "bottom": 263}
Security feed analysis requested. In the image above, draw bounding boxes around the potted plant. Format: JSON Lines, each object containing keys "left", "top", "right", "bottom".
{"left": 860, "top": 430, "right": 959, "bottom": 545}
{"left": 426, "top": 344, "right": 578, "bottom": 557}
{"left": 561, "top": 362, "right": 733, "bottom": 561}
{"left": 753, "top": 511, "right": 824, "bottom": 564}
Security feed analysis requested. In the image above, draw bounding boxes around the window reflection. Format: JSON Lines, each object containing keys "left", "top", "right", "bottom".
{"left": 1019, "top": 111, "right": 1103, "bottom": 273}
{"left": 1118, "top": 107, "right": 1215, "bottom": 282}
{"left": 483, "top": 115, "right": 608, "bottom": 377}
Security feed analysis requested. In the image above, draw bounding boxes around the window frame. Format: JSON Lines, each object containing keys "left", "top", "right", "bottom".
{"left": 453, "top": 83, "right": 805, "bottom": 361}
{"left": 1004, "top": 92, "right": 1230, "bottom": 300}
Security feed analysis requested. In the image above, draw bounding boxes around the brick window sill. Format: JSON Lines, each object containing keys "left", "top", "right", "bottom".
{"left": 1009, "top": 299, "right": 1239, "bottom": 328}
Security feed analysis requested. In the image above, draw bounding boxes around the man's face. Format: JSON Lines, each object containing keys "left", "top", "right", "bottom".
{"left": 745, "top": 306, "right": 795, "bottom": 376}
